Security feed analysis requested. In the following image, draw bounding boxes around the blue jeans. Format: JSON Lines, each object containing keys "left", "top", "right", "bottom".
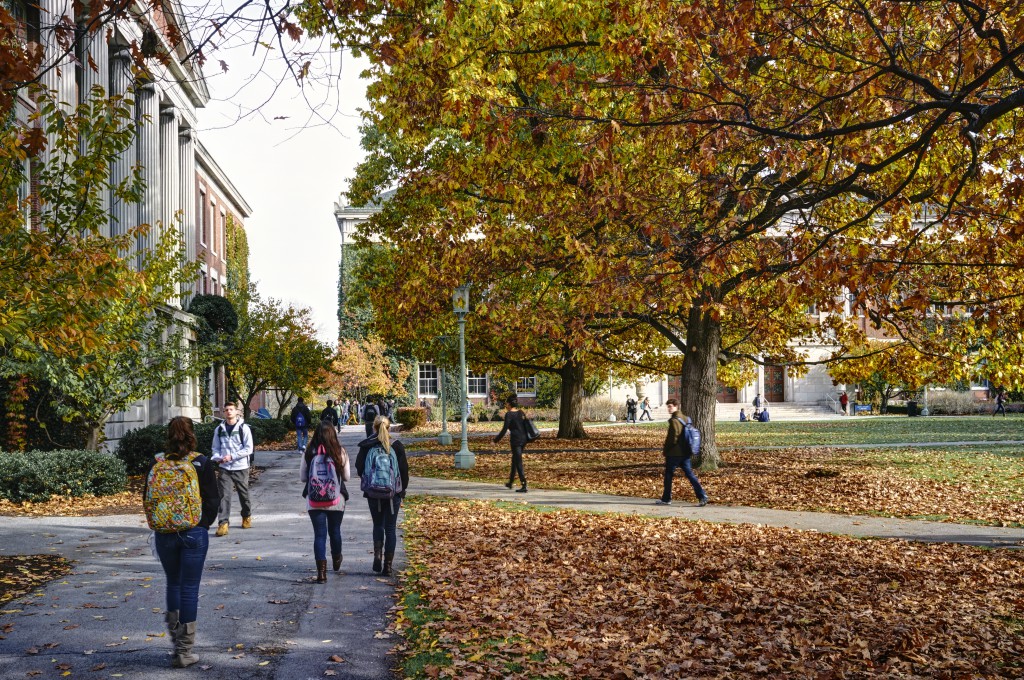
{"left": 308, "top": 509, "right": 344, "bottom": 561}
{"left": 367, "top": 497, "right": 402, "bottom": 554}
{"left": 662, "top": 456, "right": 707, "bottom": 503}
{"left": 154, "top": 527, "right": 209, "bottom": 623}
{"left": 296, "top": 427, "right": 309, "bottom": 451}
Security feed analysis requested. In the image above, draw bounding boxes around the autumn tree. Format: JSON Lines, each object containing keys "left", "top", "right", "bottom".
{"left": 226, "top": 288, "right": 331, "bottom": 418}
{"left": 828, "top": 341, "right": 949, "bottom": 414}
{"left": 302, "top": 0, "right": 1024, "bottom": 467}
{"left": 323, "top": 335, "right": 411, "bottom": 401}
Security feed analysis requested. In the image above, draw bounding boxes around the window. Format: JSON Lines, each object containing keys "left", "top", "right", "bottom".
{"left": 418, "top": 364, "right": 439, "bottom": 396}
{"left": 199, "top": 190, "right": 207, "bottom": 245}
{"left": 210, "top": 199, "right": 218, "bottom": 254}
{"left": 220, "top": 210, "right": 227, "bottom": 259}
{"left": 516, "top": 376, "right": 537, "bottom": 394}
{"left": 467, "top": 370, "right": 487, "bottom": 396}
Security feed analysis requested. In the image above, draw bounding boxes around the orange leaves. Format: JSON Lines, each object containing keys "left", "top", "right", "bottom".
{"left": 399, "top": 498, "right": 1024, "bottom": 678}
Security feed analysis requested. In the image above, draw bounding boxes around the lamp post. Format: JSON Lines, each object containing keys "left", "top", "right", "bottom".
{"left": 453, "top": 285, "right": 474, "bottom": 469}
{"left": 921, "top": 384, "right": 930, "bottom": 416}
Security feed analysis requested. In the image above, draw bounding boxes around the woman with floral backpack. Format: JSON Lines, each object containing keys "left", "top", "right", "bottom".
{"left": 300, "top": 422, "right": 351, "bottom": 583}
{"left": 143, "top": 417, "right": 219, "bottom": 668}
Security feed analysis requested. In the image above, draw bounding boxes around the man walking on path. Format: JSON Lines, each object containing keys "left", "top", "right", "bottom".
{"left": 655, "top": 398, "right": 708, "bottom": 507}
{"left": 363, "top": 399, "right": 379, "bottom": 438}
{"left": 211, "top": 402, "right": 255, "bottom": 536}
{"left": 626, "top": 396, "right": 637, "bottom": 423}
{"left": 994, "top": 390, "right": 1007, "bottom": 417}
{"left": 320, "top": 400, "right": 340, "bottom": 428}
{"left": 291, "top": 397, "right": 312, "bottom": 451}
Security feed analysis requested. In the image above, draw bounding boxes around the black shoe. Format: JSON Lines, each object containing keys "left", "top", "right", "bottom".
{"left": 698, "top": 498, "right": 709, "bottom": 507}
{"left": 515, "top": 486, "right": 527, "bottom": 493}
{"left": 504, "top": 481, "right": 513, "bottom": 489}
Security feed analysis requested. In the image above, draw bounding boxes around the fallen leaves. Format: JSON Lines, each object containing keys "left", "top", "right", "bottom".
{"left": 0, "top": 477, "right": 145, "bottom": 517}
{"left": 0, "top": 555, "right": 72, "bottom": 605}
{"left": 395, "top": 498, "right": 1024, "bottom": 679}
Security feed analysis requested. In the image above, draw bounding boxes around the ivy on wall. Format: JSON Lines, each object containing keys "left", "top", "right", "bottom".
{"left": 225, "top": 214, "right": 250, "bottom": 312}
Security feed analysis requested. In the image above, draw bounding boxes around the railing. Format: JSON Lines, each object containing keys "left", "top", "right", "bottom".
{"left": 823, "top": 394, "right": 843, "bottom": 415}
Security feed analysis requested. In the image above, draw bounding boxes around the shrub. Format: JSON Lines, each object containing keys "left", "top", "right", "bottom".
{"left": 247, "top": 418, "right": 287, "bottom": 444}
{"left": 580, "top": 397, "right": 627, "bottom": 422}
{"left": 115, "top": 424, "right": 168, "bottom": 474}
{"left": 395, "top": 407, "right": 427, "bottom": 430}
{"left": 0, "top": 449, "right": 127, "bottom": 503}
{"left": 926, "top": 390, "right": 986, "bottom": 415}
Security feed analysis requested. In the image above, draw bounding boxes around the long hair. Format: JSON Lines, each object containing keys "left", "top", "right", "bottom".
{"left": 373, "top": 415, "right": 391, "bottom": 452}
{"left": 305, "top": 421, "right": 347, "bottom": 471}
{"left": 166, "top": 417, "right": 197, "bottom": 460}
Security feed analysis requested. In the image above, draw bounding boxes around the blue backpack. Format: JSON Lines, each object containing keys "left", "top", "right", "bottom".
{"left": 360, "top": 443, "right": 401, "bottom": 499}
{"left": 683, "top": 419, "right": 701, "bottom": 457}
{"left": 295, "top": 412, "right": 306, "bottom": 428}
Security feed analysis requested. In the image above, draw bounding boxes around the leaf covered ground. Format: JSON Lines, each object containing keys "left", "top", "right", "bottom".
{"left": 408, "top": 434, "right": 1024, "bottom": 525}
{"left": 395, "top": 498, "right": 1024, "bottom": 679}
{"left": 0, "top": 555, "right": 73, "bottom": 608}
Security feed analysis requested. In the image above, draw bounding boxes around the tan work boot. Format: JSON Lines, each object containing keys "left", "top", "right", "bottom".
{"left": 215, "top": 523, "right": 229, "bottom": 537}
{"left": 241, "top": 516, "right": 252, "bottom": 529}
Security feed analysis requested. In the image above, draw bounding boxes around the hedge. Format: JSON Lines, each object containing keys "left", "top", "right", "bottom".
{"left": 116, "top": 417, "right": 289, "bottom": 475}
{"left": 395, "top": 407, "right": 427, "bottom": 430}
{"left": 0, "top": 450, "right": 127, "bottom": 503}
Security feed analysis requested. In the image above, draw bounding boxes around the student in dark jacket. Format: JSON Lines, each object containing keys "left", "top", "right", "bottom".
{"left": 291, "top": 397, "right": 313, "bottom": 452}
{"left": 494, "top": 394, "right": 529, "bottom": 493}
{"left": 362, "top": 400, "right": 379, "bottom": 438}
{"left": 355, "top": 416, "right": 409, "bottom": 577}
{"left": 143, "top": 417, "right": 220, "bottom": 669}
{"left": 654, "top": 399, "right": 708, "bottom": 507}
{"left": 320, "top": 400, "right": 339, "bottom": 428}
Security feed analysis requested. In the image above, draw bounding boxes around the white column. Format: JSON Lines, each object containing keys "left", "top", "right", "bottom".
{"left": 108, "top": 49, "right": 136, "bottom": 240}
{"left": 38, "top": 0, "right": 75, "bottom": 172}
{"left": 79, "top": 22, "right": 109, "bottom": 100}
{"left": 160, "top": 106, "right": 179, "bottom": 230}
{"left": 136, "top": 82, "right": 161, "bottom": 266}
{"left": 178, "top": 128, "right": 197, "bottom": 301}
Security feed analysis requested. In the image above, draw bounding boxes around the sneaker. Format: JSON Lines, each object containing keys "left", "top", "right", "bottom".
{"left": 504, "top": 481, "right": 513, "bottom": 489}
{"left": 698, "top": 498, "right": 709, "bottom": 507}
{"left": 241, "top": 517, "right": 252, "bottom": 529}
{"left": 215, "top": 523, "right": 229, "bottom": 537}
{"left": 515, "top": 486, "right": 528, "bottom": 493}
{"left": 655, "top": 499, "right": 672, "bottom": 506}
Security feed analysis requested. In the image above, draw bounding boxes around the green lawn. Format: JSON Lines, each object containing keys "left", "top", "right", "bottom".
{"left": 714, "top": 415, "right": 1024, "bottom": 447}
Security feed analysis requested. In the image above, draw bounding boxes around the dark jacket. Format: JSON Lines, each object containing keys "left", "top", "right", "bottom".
{"left": 291, "top": 402, "right": 312, "bottom": 428}
{"left": 320, "top": 406, "right": 339, "bottom": 426}
{"left": 495, "top": 409, "right": 529, "bottom": 448}
{"left": 142, "top": 453, "right": 220, "bottom": 529}
{"left": 354, "top": 436, "right": 409, "bottom": 499}
{"left": 363, "top": 403, "right": 379, "bottom": 423}
{"left": 662, "top": 413, "right": 689, "bottom": 458}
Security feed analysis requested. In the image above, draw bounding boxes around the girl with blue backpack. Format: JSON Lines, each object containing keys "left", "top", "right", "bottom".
{"left": 300, "top": 422, "right": 350, "bottom": 583}
{"left": 355, "top": 416, "right": 409, "bottom": 576}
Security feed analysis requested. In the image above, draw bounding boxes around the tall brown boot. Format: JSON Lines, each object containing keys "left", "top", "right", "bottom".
{"left": 381, "top": 551, "right": 395, "bottom": 577}
{"left": 316, "top": 560, "right": 328, "bottom": 583}
{"left": 372, "top": 541, "right": 384, "bottom": 573}
{"left": 171, "top": 621, "right": 198, "bottom": 668}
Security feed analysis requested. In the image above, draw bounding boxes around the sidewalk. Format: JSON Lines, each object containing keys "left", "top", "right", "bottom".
{"left": 0, "top": 437, "right": 400, "bottom": 680}
{"left": 411, "top": 476, "right": 1024, "bottom": 549}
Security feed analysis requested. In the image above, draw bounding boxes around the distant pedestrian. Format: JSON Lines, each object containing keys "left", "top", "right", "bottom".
{"left": 144, "top": 416, "right": 219, "bottom": 668}
{"left": 638, "top": 397, "right": 653, "bottom": 421}
{"left": 994, "top": 390, "right": 1007, "bottom": 417}
{"left": 350, "top": 399, "right": 361, "bottom": 425}
{"left": 655, "top": 399, "right": 708, "bottom": 507}
{"left": 739, "top": 408, "right": 748, "bottom": 422}
{"left": 494, "top": 394, "right": 529, "bottom": 492}
{"left": 753, "top": 393, "right": 763, "bottom": 410}
{"left": 211, "top": 402, "right": 254, "bottom": 537}
{"left": 839, "top": 391, "right": 849, "bottom": 415}
{"left": 626, "top": 396, "right": 638, "bottom": 423}
{"left": 355, "top": 416, "right": 409, "bottom": 576}
{"left": 361, "top": 399, "right": 379, "bottom": 437}
{"left": 320, "top": 400, "right": 340, "bottom": 428}
{"left": 758, "top": 408, "right": 770, "bottom": 422}
{"left": 300, "top": 422, "right": 350, "bottom": 582}
{"left": 290, "top": 397, "right": 312, "bottom": 451}
{"left": 420, "top": 398, "right": 432, "bottom": 422}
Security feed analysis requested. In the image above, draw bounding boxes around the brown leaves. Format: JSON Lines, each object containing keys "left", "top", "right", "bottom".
{"left": 397, "top": 498, "right": 1024, "bottom": 678}
{"left": 0, "top": 475, "right": 144, "bottom": 518}
{"left": 0, "top": 555, "right": 72, "bottom": 606}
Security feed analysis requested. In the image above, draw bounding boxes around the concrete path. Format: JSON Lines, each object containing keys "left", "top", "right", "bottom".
{"left": 0, "top": 424, "right": 401, "bottom": 680}
{"left": 412, "top": 476, "right": 1024, "bottom": 549}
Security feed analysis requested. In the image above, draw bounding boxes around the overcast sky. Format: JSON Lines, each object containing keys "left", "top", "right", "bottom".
{"left": 192, "top": 38, "right": 370, "bottom": 344}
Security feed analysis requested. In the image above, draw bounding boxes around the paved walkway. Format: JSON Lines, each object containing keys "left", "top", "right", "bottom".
{"left": 2, "top": 426, "right": 1021, "bottom": 678}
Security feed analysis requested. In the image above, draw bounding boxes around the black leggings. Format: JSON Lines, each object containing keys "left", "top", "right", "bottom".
{"left": 509, "top": 444, "right": 526, "bottom": 486}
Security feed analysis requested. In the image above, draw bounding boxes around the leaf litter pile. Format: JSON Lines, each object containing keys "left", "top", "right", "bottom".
{"left": 396, "top": 498, "right": 1024, "bottom": 678}
{"left": 408, "top": 435, "right": 1024, "bottom": 525}
{"left": 0, "top": 555, "right": 72, "bottom": 607}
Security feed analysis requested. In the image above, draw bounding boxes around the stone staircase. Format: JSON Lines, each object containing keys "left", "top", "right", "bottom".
{"left": 715, "top": 401, "right": 841, "bottom": 421}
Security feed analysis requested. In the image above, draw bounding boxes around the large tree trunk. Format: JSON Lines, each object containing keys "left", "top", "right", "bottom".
{"left": 556, "top": 358, "right": 587, "bottom": 439}
{"left": 679, "top": 306, "right": 722, "bottom": 470}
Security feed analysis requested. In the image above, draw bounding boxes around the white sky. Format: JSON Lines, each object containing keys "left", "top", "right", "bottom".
{"left": 192, "top": 40, "right": 370, "bottom": 344}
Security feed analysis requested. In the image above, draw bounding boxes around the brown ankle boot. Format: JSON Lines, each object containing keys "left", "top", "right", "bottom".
{"left": 382, "top": 552, "right": 395, "bottom": 577}
{"left": 332, "top": 553, "right": 342, "bottom": 572}
{"left": 316, "top": 560, "right": 327, "bottom": 583}
{"left": 372, "top": 541, "right": 384, "bottom": 573}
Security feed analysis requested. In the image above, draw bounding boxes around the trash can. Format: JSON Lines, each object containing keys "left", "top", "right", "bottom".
{"left": 907, "top": 400, "right": 919, "bottom": 417}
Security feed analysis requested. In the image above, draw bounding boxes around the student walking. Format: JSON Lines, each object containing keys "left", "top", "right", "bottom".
{"left": 494, "top": 394, "right": 529, "bottom": 492}
{"left": 638, "top": 397, "right": 653, "bottom": 421}
{"left": 144, "top": 417, "right": 219, "bottom": 668}
{"left": 300, "top": 422, "right": 350, "bottom": 583}
{"left": 320, "top": 400, "right": 340, "bottom": 428}
{"left": 211, "top": 402, "right": 254, "bottom": 537}
{"left": 655, "top": 399, "right": 708, "bottom": 507}
{"left": 355, "top": 416, "right": 409, "bottom": 577}
{"left": 994, "top": 390, "right": 1007, "bottom": 417}
{"left": 291, "top": 397, "right": 312, "bottom": 451}
{"left": 626, "top": 396, "right": 638, "bottom": 423}
{"left": 362, "top": 399, "right": 379, "bottom": 438}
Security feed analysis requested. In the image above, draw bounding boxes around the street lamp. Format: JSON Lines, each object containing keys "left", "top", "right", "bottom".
{"left": 453, "top": 284, "right": 474, "bottom": 469}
